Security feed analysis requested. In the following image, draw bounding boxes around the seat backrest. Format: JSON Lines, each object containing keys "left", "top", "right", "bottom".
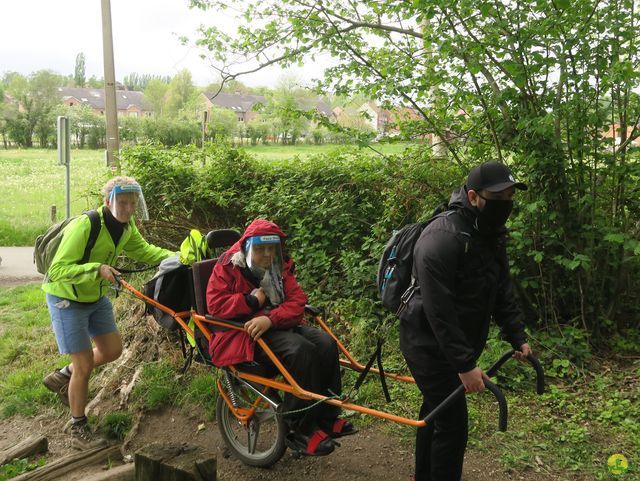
{"left": 192, "top": 259, "right": 217, "bottom": 316}
{"left": 192, "top": 229, "right": 241, "bottom": 316}
{"left": 207, "top": 229, "right": 241, "bottom": 254}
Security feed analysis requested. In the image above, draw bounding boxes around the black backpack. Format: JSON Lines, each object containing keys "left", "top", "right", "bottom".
{"left": 377, "top": 203, "right": 452, "bottom": 315}
{"left": 143, "top": 255, "right": 194, "bottom": 330}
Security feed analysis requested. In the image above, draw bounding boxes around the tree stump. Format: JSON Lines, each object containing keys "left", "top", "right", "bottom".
{"left": 134, "top": 443, "right": 216, "bottom": 481}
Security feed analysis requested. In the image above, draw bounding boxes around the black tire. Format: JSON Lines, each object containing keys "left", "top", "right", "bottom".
{"left": 216, "top": 381, "right": 287, "bottom": 467}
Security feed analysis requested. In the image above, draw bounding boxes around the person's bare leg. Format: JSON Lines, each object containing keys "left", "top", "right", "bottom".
{"left": 68, "top": 349, "right": 94, "bottom": 418}
{"left": 91, "top": 331, "right": 123, "bottom": 368}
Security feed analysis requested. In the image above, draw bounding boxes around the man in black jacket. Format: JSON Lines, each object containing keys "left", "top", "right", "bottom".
{"left": 400, "top": 161, "right": 531, "bottom": 481}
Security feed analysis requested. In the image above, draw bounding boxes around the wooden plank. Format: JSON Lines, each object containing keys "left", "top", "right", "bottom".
{"left": 0, "top": 435, "right": 48, "bottom": 466}
{"left": 10, "top": 445, "right": 121, "bottom": 481}
{"left": 82, "top": 463, "right": 135, "bottom": 481}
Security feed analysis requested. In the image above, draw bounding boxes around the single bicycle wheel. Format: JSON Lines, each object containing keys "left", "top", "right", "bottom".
{"left": 216, "top": 377, "right": 286, "bottom": 467}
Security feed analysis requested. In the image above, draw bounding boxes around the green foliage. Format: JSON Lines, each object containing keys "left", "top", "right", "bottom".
{"left": 100, "top": 412, "right": 133, "bottom": 440}
{"left": 189, "top": 0, "right": 640, "bottom": 338}
{"left": 132, "top": 361, "right": 182, "bottom": 410}
{"left": 0, "top": 285, "right": 63, "bottom": 418}
{"left": 0, "top": 457, "right": 45, "bottom": 480}
{"left": 184, "top": 373, "right": 218, "bottom": 420}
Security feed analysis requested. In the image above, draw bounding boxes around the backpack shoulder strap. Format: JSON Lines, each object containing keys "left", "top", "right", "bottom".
{"left": 81, "top": 210, "right": 101, "bottom": 263}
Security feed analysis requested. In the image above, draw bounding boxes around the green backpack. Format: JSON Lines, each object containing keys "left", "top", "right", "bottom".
{"left": 33, "top": 210, "right": 101, "bottom": 275}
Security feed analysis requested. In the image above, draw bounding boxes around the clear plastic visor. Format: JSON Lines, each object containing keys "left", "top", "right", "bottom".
{"left": 108, "top": 184, "right": 149, "bottom": 222}
{"left": 245, "top": 235, "right": 283, "bottom": 274}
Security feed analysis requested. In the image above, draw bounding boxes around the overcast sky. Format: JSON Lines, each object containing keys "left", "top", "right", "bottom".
{"left": 0, "top": 0, "right": 326, "bottom": 89}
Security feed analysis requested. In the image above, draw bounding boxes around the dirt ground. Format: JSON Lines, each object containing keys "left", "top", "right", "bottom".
{"left": 0, "top": 403, "right": 559, "bottom": 481}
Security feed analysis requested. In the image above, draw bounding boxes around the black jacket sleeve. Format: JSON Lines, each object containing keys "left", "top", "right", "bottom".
{"left": 414, "top": 226, "right": 477, "bottom": 373}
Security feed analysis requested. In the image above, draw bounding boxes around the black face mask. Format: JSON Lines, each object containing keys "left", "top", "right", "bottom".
{"left": 476, "top": 194, "right": 513, "bottom": 232}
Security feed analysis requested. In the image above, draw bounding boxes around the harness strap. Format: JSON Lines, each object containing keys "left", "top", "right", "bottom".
{"left": 306, "top": 430, "right": 330, "bottom": 455}
{"left": 331, "top": 418, "right": 347, "bottom": 434}
{"left": 351, "top": 337, "right": 391, "bottom": 402}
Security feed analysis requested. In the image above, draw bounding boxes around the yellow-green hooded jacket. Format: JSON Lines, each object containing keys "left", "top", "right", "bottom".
{"left": 42, "top": 206, "right": 173, "bottom": 302}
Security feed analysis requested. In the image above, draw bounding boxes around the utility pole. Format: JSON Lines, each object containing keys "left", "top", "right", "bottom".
{"left": 101, "top": 0, "right": 120, "bottom": 171}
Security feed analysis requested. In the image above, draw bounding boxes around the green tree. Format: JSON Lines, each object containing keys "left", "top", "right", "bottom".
{"left": 164, "top": 69, "right": 198, "bottom": 119}
{"left": 3, "top": 70, "right": 63, "bottom": 147}
{"left": 206, "top": 105, "right": 238, "bottom": 142}
{"left": 143, "top": 79, "right": 170, "bottom": 116}
{"left": 124, "top": 73, "right": 172, "bottom": 91}
{"left": 263, "top": 75, "right": 311, "bottom": 144}
{"left": 74, "top": 52, "right": 86, "bottom": 87}
{"left": 0, "top": 83, "right": 10, "bottom": 148}
{"left": 30, "top": 70, "right": 63, "bottom": 147}
{"left": 191, "top": 0, "right": 640, "bottom": 336}
{"left": 66, "top": 104, "right": 101, "bottom": 148}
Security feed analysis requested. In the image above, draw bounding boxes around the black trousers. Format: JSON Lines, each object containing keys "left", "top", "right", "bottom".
{"left": 405, "top": 361, "right": 468, "bottom": 481}
{"left": 254, "top": 325, "right": 341, "bottom": 434}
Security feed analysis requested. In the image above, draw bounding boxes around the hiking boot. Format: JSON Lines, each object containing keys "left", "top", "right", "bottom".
{"left": 43, "top": 369, "right": 70, "bottom": 406}
{"left": 70, "top": 422, "right": 108, "bottom": 450}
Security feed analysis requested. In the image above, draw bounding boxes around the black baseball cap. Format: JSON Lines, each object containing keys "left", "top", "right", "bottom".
{"left": 466, "top": 161, "right": 528, "bottom": 193}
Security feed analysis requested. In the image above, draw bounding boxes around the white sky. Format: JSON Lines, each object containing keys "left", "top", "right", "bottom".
{"left": 0, "top": 0, "right": 328, "bottom": 89}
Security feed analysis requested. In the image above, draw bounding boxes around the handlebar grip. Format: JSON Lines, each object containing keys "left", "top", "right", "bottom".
{"left": 486, "top": 350, "right": 545, "bottom": 395}
{"left": 527, "top": 353, "right": 545, "bottom": 395}
{"left": 422, "top": 380, "right": 508, "bottom": 432}
{"left": 486, "top": 349, "right": 514, "bottom": 377}
{"left": 484, "top": 379, "right": 508, "bottom": 432}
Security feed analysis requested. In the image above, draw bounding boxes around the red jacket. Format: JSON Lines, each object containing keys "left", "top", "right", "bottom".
{"left": 206, "top": 219, "right": 308, "bottom": 366}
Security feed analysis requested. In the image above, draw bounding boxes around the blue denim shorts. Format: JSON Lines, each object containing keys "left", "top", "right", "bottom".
{"left": 46, "top": 294, "right": 118, "bottom": 354}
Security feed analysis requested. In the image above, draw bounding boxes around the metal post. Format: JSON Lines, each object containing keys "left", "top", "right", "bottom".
{"left": 57, "top": 116, "right": 71, "bottom": 219}
{"left": 101, "top": 0, "right": 120, "bottom": 171}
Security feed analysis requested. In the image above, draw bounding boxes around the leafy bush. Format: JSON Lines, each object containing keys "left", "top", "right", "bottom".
{"left": 101, "top": 412, "right": 133, "bottom": 440}
{"left": 120, "top": 142, "right": 640, "bottom": 347}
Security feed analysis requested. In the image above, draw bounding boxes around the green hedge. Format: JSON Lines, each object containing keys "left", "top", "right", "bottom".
{"left": 121, "top": 142, "right": 640, "bottom": 353}
{"left": 121, "top": 143, "right": 462, "bottom": 353}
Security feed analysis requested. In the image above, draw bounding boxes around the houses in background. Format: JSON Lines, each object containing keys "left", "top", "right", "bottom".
{"left": 55, "top": 86, "right": 427, "bottom": 139}
{"left": 58, "top": 87, "right": 152, "bottom": 117}
{"left": 199, "top": 91, "right": 335, "bottom": 124}
{"left": 200, "top": 92, "right": 265, "bottom": 122}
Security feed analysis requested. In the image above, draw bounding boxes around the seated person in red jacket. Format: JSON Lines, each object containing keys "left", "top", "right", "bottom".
{"left": 206, "top": 218, "right": 356, "bottom": 456}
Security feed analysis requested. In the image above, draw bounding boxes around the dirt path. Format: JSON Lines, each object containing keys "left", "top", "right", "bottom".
{"left": 0, "top": 246, "right": 43, "bottom": 288}
{"left": 0, "top": 407, "right": 557, "bottom": 481}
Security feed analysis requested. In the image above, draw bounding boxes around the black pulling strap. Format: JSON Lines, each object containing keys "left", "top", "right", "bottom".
{"left": 351, "top": 338, "right": 391, "bottom": 402}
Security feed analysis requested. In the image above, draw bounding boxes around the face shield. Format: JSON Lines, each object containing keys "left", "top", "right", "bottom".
{"left": 108, "top": 184, "right": 149, "bottom": 223}
{"left": 245, "top": 235, "right": 284, "bottom": 306}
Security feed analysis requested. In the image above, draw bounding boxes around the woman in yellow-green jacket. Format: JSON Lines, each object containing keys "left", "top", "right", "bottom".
{"left": 42, "top": 176, "right": 174, "bottom": 450}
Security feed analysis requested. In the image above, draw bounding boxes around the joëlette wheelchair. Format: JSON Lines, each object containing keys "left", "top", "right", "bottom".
{"left": 117, "top": 229, "right": 545, "bottom": 467}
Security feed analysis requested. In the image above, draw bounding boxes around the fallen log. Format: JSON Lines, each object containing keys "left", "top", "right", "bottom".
{"left": 82, "top": 463, "right": 135, "bottom": 481}
{"left": 10, "top": 445, "right": 121, "bottom": 481}
{"left": 0, "top": 435, "right": 48, "bottom": 466}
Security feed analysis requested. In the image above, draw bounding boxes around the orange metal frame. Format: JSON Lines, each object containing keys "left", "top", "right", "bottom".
{"left": 119, "top": 278, "right": 427, "bottom": 428}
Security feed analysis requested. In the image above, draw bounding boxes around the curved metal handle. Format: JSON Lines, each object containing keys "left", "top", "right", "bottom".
{"left": 484, "top": 379, "right": 507, "bottom": 432}
{"left": 526, "top": 353, "right": 545, "bottom": 395}
{"left": 423, "top": 380, "right": 508, "bottom": 432}
{"left": 486, "top": 349, "right": 545, "bottom": 395}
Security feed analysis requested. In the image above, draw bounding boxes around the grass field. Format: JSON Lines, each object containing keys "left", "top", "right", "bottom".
{"left": 0, "top": 143, "right": 414, "bottom": 246}
{"left": 0, "top": 149, "right": 110, "bottom": 246}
